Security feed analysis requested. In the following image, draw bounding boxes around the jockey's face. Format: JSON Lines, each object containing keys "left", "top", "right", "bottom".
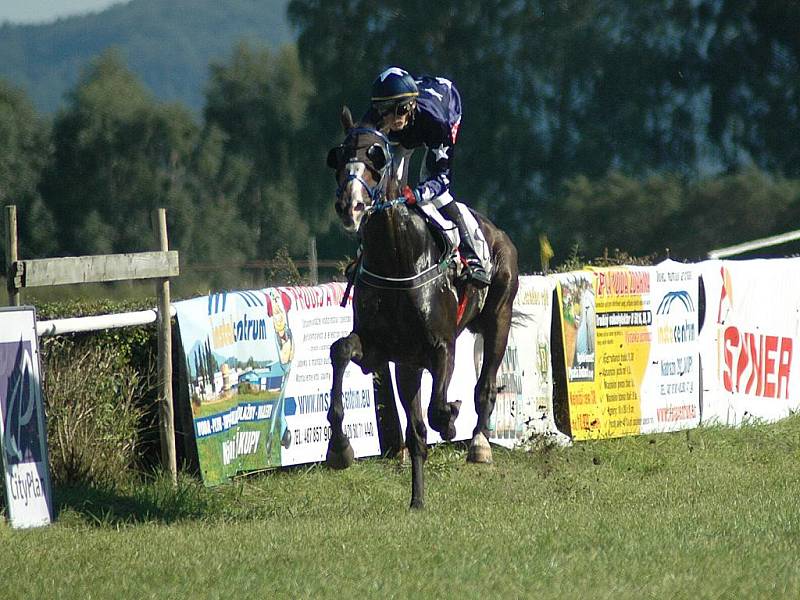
{"left": 378, "top": 99, "right": 415, "bottom": 132}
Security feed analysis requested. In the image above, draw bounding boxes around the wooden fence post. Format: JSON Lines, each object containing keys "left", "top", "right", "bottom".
{"left": 153, "top": 208, "right": 177, "bottom": 484}
{"left": 5, "top": 205, "right": 20, "bottom": 306}
{"left": 309, "top": 236, "right": 318, "bottom": 285}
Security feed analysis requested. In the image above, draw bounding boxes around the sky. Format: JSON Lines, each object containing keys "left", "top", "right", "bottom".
{"left": 0, "top": 0, "right": 128, "bottom": 25}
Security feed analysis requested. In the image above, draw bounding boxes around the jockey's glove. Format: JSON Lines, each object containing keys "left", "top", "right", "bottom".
{"left": 402, "top": 185, "right": 421, "bottom": 205}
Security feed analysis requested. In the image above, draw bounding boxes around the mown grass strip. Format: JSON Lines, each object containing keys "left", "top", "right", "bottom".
{"left": 3, "top": 417, "right": 799, "bottom": 598}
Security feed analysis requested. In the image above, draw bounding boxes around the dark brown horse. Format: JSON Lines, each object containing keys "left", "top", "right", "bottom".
{"left": 326, "top": 106, "right": 519, "bottom": 509}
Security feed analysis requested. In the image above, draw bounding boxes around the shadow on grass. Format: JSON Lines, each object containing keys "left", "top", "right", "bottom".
{"left": 53, "top": 474, "right": 217, "bottom": 527}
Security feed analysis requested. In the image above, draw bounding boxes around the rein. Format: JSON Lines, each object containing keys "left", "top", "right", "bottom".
{"left": 356, "top": 200, "right": 455, "bottom": 291}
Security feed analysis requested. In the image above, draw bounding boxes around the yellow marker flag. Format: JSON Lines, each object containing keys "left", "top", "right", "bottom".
{"left": 539, "top": 234, "right": 554, "bottom": 273}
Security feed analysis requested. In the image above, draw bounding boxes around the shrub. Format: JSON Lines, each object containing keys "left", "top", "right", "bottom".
{"left": 42, "top": 335, "right": 156, "bottom": 487}
{"left": 35, "top": 298, "right": 160, "bottom": 486}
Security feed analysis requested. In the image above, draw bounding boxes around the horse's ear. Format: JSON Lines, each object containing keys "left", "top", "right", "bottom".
{"left": 341, "top": 105, "right": 354, "bottom": 131}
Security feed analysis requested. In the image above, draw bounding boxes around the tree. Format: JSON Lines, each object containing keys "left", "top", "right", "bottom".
{"left": 0, "top": 79, "right": 56, "bottom": 261}
{"left": 203, "top": 42, "right": 314, "bottom": 261}
{"left": 705, "top": 0, "right": 800, "bottom": 176}
{"left": 555, "top": 171, "right": 685, "bottom": 260}
{"left": 670, "top": 170, "right": 800, "bottom": 258}
{"left": 286, "top": 0, "right": 723, "bottom": 267}
{"left": 42, "top": 49, "right": 200, "bottom": 257}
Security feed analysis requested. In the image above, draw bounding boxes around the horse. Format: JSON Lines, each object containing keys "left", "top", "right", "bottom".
{"left": 325, "top": 106, "right": 519, "bottom": 509}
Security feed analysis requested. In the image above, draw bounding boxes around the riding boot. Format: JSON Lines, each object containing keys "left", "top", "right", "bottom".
{"left": 439, "top": 202, "right": 491, "bottom": 287}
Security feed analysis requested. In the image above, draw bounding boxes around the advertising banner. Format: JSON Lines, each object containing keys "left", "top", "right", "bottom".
{"left": 642, "top": 260, "right": 700, "bottom": 434}
{"left": 391, "top": 331, "right": 479, "bottom": 445}
{"left": 0, "top": 307, "right": 53, "bottom": 528}
{"left": 556, "top": 271, "right": 601, "bottom": 438}
{"left": 487, "top": 275, "right": 565, "bottom": 447}
{"left": 174, "top": 284, "right": 379, "bottom": 485}
{"left": 698, "top": 258, "right": 800, "bottom": 425}
{"left": 557, "top": 261, "right": 700, "bottom": 440}
{"left": 392, "top": 275, "right": 566, "bottom": 447}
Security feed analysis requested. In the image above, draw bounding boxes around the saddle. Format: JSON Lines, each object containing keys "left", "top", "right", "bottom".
{"left": 340, "top": 201, "right": 491, "bottom": 306}
{"left": 413, "top": 201, "right": 493, "bottom": 279}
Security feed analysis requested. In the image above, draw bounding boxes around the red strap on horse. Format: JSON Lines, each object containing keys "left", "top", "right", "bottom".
{"left": 456, "top": 289, "right": 469, "bottom": 325}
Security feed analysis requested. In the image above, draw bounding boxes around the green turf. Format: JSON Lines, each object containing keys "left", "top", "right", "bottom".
{"left": 2, "top": 416, "right": 799, "bottom": 598}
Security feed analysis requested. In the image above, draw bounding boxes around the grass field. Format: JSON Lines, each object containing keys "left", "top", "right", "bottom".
{"left": 2, "top": 416, "right": 799, "bottom": 599}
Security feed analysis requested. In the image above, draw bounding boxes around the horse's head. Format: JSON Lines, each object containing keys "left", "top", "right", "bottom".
{"left": 327, "top": 106, "right": 394, "bottom": 232}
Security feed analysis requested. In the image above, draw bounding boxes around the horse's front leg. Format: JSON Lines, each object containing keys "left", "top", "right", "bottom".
{"left": 426, "top": 342, "right": 460, "bottom": 441}
{"left": 327, "top": 332, "right": 365, "bottom": 469}
{"left": 395, "top": 365, "right": 427, "bottom": 510}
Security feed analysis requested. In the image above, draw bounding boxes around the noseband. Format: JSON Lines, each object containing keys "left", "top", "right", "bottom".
{"left": 335, "top": 127, "right": 393, "bottom": 204}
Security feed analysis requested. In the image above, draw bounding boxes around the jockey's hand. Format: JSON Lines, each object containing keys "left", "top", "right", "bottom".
{"left": 402, "top": 185, "right": 420, "bottom": 205}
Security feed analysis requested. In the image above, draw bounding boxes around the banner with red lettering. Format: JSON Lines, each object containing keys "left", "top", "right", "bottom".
{"left": 698, "top": 259, "right": 800, "bottom": 425}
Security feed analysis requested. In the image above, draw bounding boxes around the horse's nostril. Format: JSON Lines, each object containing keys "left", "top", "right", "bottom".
{"left": 354, "top": 202, "right": 365, "bottom": 213}
{"left": 335, "top": 203, "right": 344, "bottom": 215}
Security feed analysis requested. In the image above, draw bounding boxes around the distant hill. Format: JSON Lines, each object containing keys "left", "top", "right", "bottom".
{"left": 0, "top": 0, "right": 293, "bottom": 115}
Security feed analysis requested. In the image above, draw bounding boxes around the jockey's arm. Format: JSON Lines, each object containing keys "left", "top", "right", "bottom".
{"left": 414, "top": 124, "right": 455, "bottom": 204}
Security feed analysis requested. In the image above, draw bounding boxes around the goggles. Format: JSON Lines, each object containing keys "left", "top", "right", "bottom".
{"left": 375, "top": 98, "right": 416, "bottom": 119}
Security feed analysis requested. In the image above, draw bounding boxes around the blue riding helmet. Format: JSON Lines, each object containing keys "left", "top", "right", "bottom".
{"left": 371, "top": 67, "right": 419, "bottom": 113}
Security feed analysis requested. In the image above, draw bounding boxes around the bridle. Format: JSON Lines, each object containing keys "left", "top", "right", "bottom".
{"left": 332, "top": 127, "right": 394, "bottom": 205}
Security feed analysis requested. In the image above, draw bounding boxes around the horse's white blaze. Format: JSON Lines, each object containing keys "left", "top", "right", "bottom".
{"left": 343, "top": 162, "right": 369, "bottom": 231}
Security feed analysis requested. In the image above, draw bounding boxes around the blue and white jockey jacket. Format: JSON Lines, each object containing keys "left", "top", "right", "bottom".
{"left": 366, "top": 75, "right": 462, "bottom": 205}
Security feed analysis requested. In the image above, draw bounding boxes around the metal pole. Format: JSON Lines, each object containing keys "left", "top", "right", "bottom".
{"left": 153, "top": 208, "right": 177, "bottom": 484}
{"left": 5, "top": 205, "right": 19, "bottom": 306}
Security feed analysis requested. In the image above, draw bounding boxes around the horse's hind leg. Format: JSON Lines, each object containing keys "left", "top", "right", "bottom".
{"left": 395, "top": 365, "right": 427, "bottom": 510}
{"left": 426, "top": 342, "right": 461, "bottom": 441}
{"left": 326, "top": 332, "right": 364, "bottom": 469}
{"left": 470, "top": 295, "right": 514, "bottom": 464}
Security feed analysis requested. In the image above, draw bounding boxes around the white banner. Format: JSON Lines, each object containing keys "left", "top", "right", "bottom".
{"left": 392, "top": 275, "right": 567, "bottom": 447}
{"left": 640, "top": 260, "right": 701, "bottom": 434}
{"left": 698, "top": 258, "right": 800, "bottom": 425}
{"left": 488, "top": 275, "right": 566, "bottom": 446}
{"left": 277, "top": 285, "right": 380, "bottom": 466}
{"left": 391, "top": 331, "right": 480, "bottom": 445}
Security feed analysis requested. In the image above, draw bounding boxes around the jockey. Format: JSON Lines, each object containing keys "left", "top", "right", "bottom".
{"left": 365, "top": 66, "right": 491, "bottom": 287}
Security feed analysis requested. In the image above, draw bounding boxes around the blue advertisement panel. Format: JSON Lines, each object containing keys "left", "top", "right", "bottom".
{"left": 0, "top": 307, "right": 53, "bottom": 528}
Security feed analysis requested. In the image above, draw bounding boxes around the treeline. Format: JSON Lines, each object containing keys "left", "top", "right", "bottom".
{"left": 2, "top": 0, "right": 800, "bottom": 291}
{"left": 0, "top": 0, "right": 292, "bottom": 114}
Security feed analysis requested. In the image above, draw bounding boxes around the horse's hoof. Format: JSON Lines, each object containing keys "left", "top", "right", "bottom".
{"left": 467, "top": 433, "right": 493, "bottom": 464}
{"left": 429, "top": 400, "right": 462, "bottom": 441}
{"left": 409, "top": 498, "right": 425, "bottom": 511}
{"left": 326, "top": 441, "right": 354, "bottom": 470}
{"left": 397, "top": 447, "right": 410, "bottom": 466}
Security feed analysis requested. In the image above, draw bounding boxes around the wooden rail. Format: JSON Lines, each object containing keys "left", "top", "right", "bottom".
{"left": 12, "top": 251, "right": 179, "bottom": 288}
{"left": 4, "top": 205, "right": 179, "bottom": 485}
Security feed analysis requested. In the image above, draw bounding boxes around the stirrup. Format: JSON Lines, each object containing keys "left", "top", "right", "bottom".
{"left": 463, "top": 260, "right": 491, "bottom": 287}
